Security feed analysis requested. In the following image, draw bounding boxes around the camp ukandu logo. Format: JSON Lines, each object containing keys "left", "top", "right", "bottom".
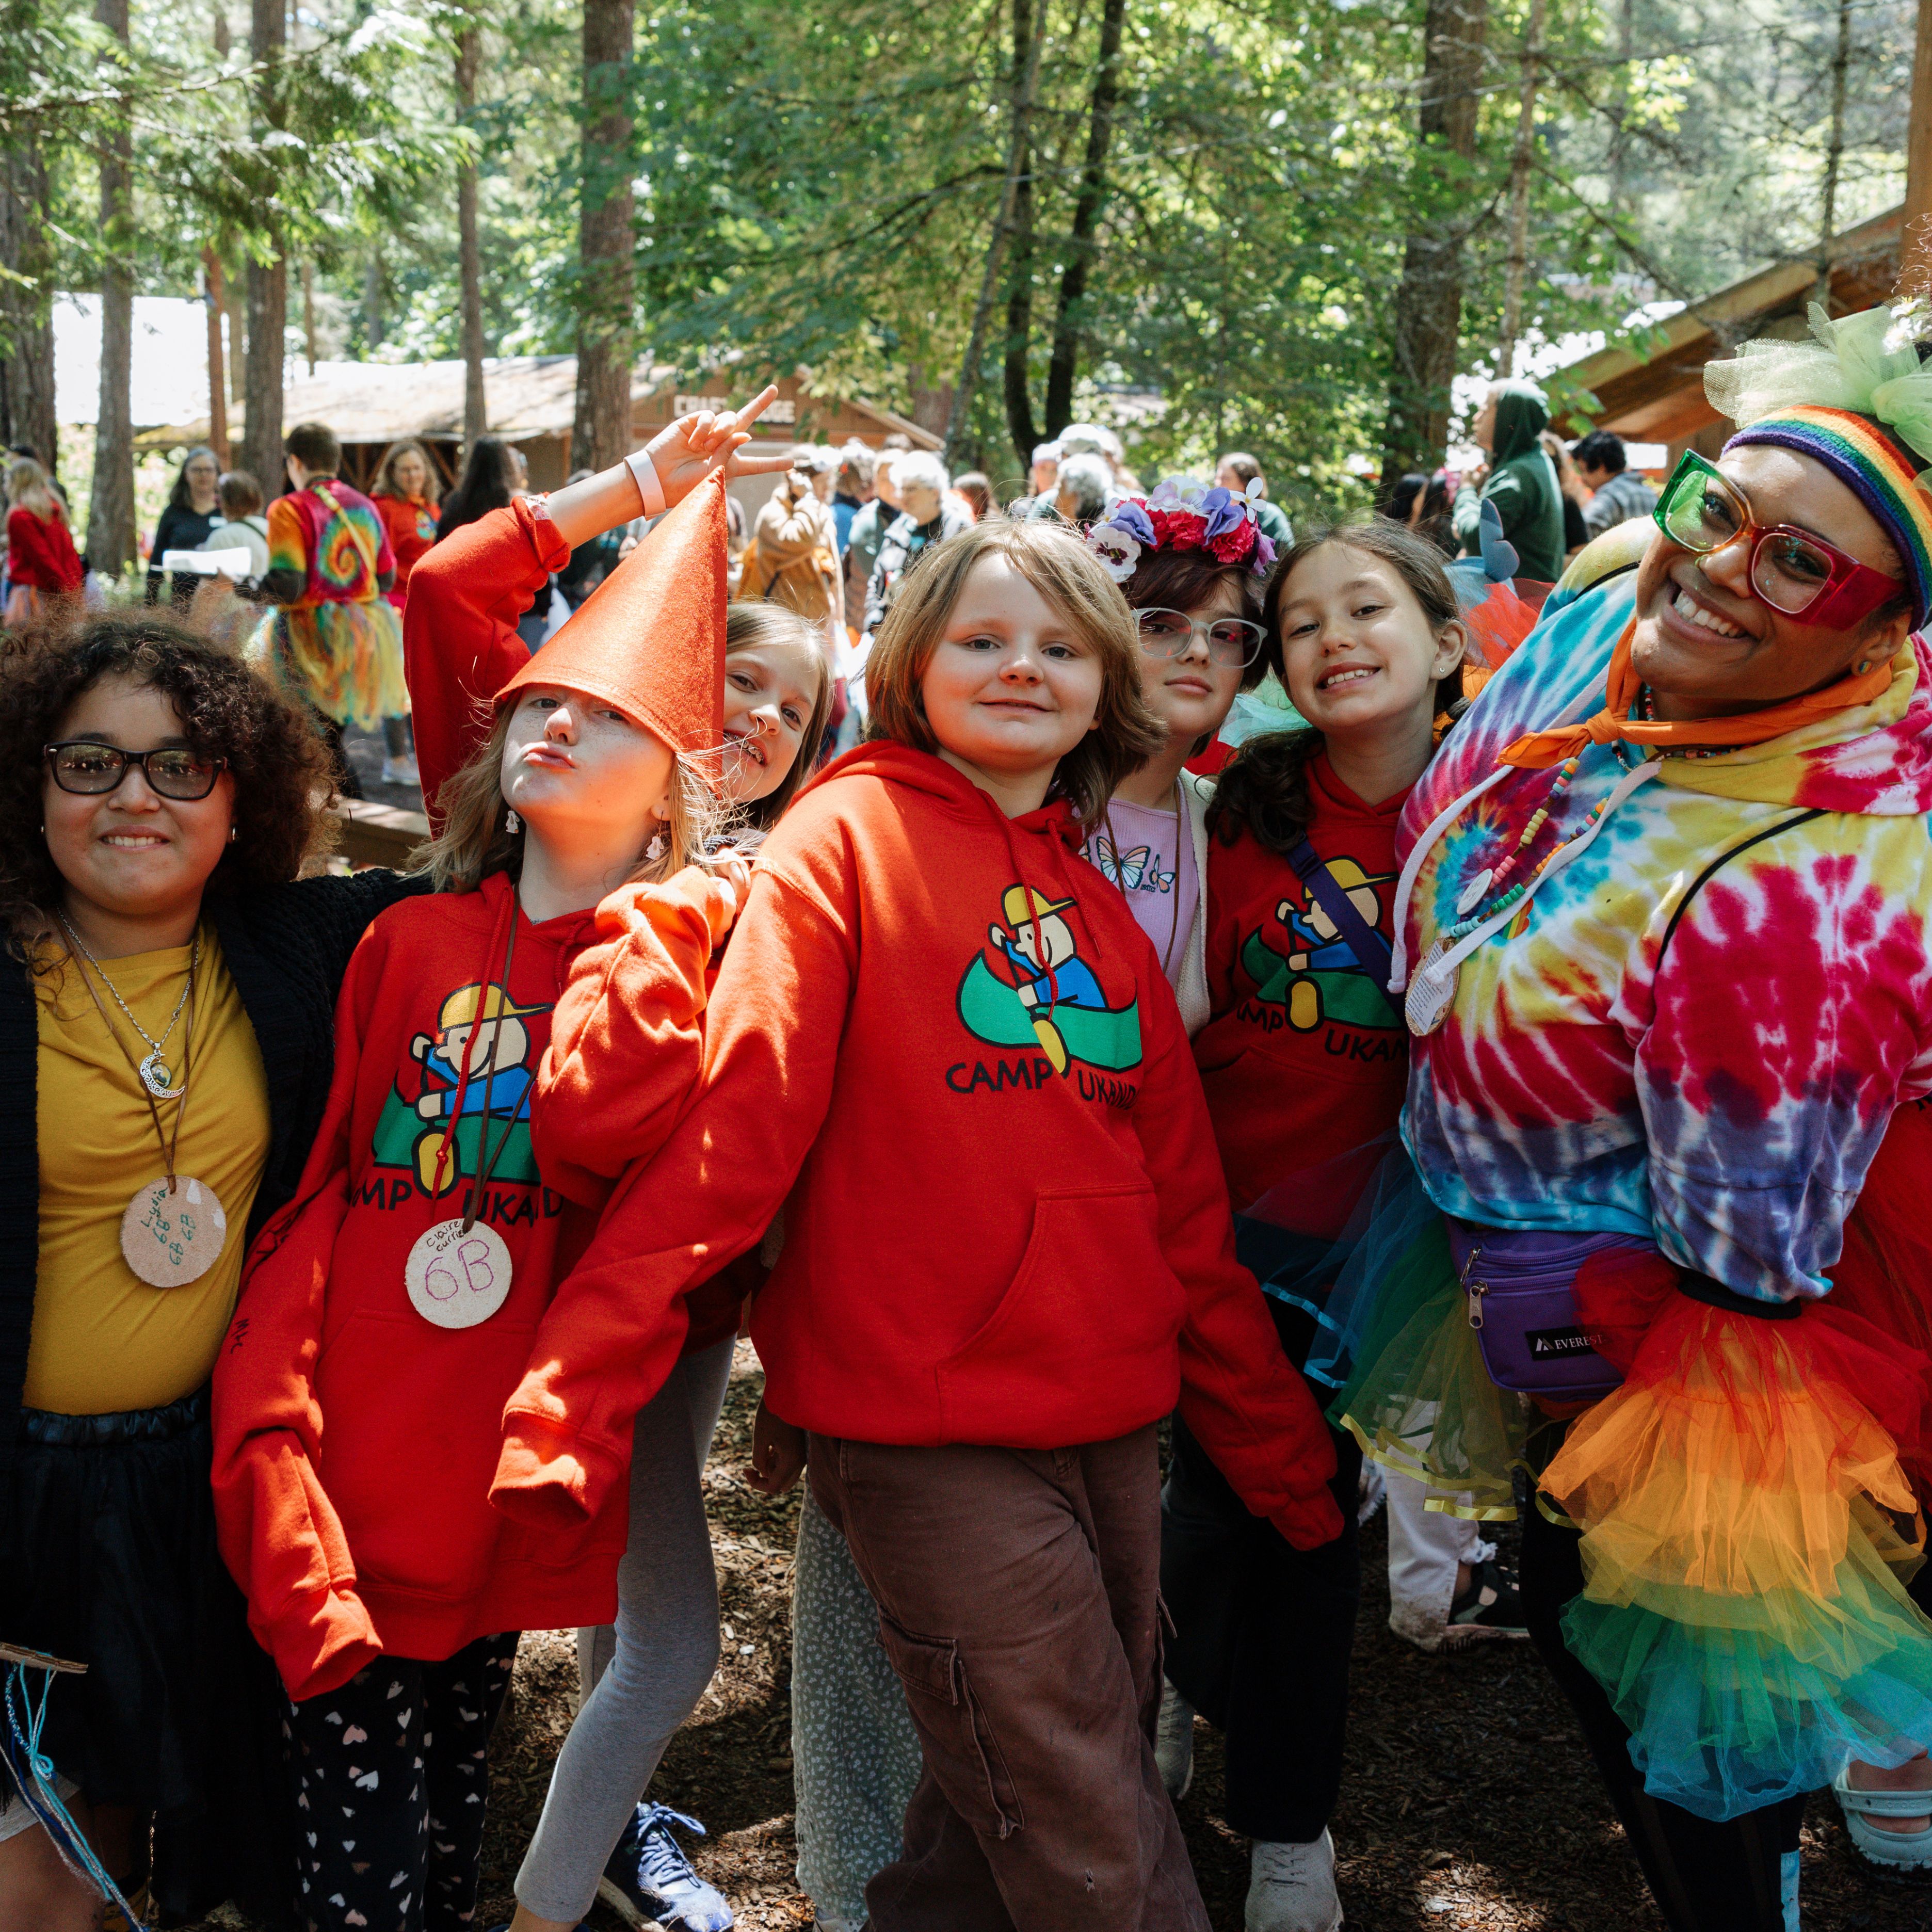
{"left": 952, "top": 884, "right": 1142, "bottom": 1099}
{"left": 1241, "top": 858, "right": 1400, "bottom": 1036}
{"left": 367, "top": 977, "right": 549, "bottom": 1203}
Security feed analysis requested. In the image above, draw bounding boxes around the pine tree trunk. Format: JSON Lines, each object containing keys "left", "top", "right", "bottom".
{"left": 1000, "top": 0, "right": 1039, "bottom": 473}
{"left": 942, "top": 0, "right": 1044, "bottom": 463}
{"left": 1812, "top": 0, "right": 1852, "bottom": 310}
{"left": 86, "top": 0, "right": 136, "bottom": 576}
{"left": 573, "top": 0, "right": 635, "bottom": 474}
{"left": 1377, "top": 0, "right": 1487, "bottom": 496}
{"left": 456, "top": 18, "right": 488, "bottom": 446}
{"left": 243, "top": 0, "right": 288, "bottom": 487}
{"left": 1042, "top": 0, "right": 1125, "bottom": 437}
{"left": 0, "top": 136, "right": 57, "bottom": 475}
{"left": 203, "top": 248, "right": 230, "bottom": 465}
{"left": 1906, "top": 0, "right": 1932, "bottom": 293}
{"left": 1494, "top": 0, "right": 1544, "bottom": 380}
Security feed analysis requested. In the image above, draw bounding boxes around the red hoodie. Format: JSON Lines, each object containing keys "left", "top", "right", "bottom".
{"left": 1193, "top": 755, "right": 1409, "bottom": 1229}
{"left": 373, "top": 491, "right": 439, "bottom": 605}
{"left": 210, "top": 867, "right": 731, "bottom": 1700}
{"left": 8, "top": 504, "right": 83, "bottom": 592}
{"left": 492, "top": 745, "right": 1344, "bottom": 1551}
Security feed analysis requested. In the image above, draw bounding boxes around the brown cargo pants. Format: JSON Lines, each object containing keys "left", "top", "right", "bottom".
{"left": 807, "top": 1426, "right": 1210, "bottom": 1932}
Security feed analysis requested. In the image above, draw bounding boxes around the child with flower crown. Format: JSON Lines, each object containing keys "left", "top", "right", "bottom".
{"left": 1125, "top": 504, "right": 1467, "bottom": 1932}
{"left": 1079, "top": 477, "right": 1277, "bottom": 1023}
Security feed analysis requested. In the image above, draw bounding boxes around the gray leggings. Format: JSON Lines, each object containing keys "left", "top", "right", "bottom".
{"left": 512, "top": 1335, "right": 737, "bottom": 1922}
{"left": 792, "top": 1485, "right": 923, "bottom": 1923}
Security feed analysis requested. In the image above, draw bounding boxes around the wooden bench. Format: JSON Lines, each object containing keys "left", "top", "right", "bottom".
{"left": 333, "top": 797, "right": 430, "bottom": 871}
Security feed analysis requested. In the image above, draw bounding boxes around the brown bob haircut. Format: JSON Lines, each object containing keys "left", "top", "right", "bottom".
{"left": 862, "top": 518, "right": 1163, "bottom": 827}
{"left": 284, "top": 421, "right": 342, "bottom": 475}
{"left": 1120, "top": 543, "right": 1269, "bottom": 691}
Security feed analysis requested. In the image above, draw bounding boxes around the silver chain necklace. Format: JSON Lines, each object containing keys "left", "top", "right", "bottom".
{"left": 57, "top": 915, "right": 201, "bottom": 1100}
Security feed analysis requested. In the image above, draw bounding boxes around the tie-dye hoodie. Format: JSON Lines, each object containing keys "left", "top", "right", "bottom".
{"left": 1396, "top": 522, "right": 1932, "bottom": 1304}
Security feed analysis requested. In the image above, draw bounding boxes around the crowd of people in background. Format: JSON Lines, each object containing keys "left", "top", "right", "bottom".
{"left": 0, "top": 343, "right": 1843, "bottom": 1932}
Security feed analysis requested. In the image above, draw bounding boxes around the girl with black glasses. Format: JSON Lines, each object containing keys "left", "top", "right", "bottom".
{"left": 0, "top": 614, "right": 424, "bottom": 1929}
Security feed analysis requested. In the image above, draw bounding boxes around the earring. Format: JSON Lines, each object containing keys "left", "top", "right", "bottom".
{"left": 1856, "top": 660, "right": 1872, "bottom": 675}
{"left": 646, "top": 831, "right": 666, "bottom": 862}
{"left": 505, "top": 809, "right": 521, "bottom": 833}
{"left": 229, "top": 826, "right": 238, "bottom": 843}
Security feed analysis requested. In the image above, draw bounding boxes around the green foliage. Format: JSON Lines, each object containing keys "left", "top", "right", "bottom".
{"left": 2, "top": 0, "right": 1918, "bottom": 509}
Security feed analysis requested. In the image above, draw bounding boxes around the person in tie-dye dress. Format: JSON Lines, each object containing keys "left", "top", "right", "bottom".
{"left": 1332, "top": 302, "right": 1932, "bottom": 1929}
{"left": 246, "top": 421, "right": 410, "bottom": 796}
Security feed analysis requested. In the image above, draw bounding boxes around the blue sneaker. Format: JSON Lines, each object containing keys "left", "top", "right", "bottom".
{"left": 598, "top": 1802, "right": 734, "bottom": 1931}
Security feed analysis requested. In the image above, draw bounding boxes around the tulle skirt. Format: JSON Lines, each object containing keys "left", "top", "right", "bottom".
{"left": 1548, "top": 1253, "right": 1932, "bottom": 1818}
{"left": 250, "top": 597, "right": 408, "bottom": 728}
{"left": 1327, "top": 1118, "right": 1932, "bottom": 1821}
{"left": 1324, "top": 1150, "right": 1526, "bottom": 1519}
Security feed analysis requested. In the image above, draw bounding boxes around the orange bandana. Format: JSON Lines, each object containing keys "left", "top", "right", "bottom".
{"left": 1497, "top": 621, "right": 1896, "bottom": 770}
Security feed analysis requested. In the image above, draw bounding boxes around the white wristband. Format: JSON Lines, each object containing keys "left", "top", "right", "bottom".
{"left": 624, "top": 448, "right": 667, "bottom": 519}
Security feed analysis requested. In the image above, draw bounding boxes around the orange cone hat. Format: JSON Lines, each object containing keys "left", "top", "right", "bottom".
{"left": 496, "top": 468, "right": 726, "bottom": 756}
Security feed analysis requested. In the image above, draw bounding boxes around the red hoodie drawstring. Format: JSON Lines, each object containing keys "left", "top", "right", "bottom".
{"left": 428, "top": 880, "right": 518, "bottom": 1199}
{"left": 985, "top": 791, "right": 1064, "bottom": 1021}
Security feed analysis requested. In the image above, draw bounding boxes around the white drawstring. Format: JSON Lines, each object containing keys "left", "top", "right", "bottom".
{"left": 1389, "top": 675, "right": 1611, "bottom": 991}
{"left": 1388, "top": 766, "right": 1510, "bottom": 992}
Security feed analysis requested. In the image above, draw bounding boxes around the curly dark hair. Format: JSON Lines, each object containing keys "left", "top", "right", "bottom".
{"left": 1, "top": 609, "right": 337, "bottom": 956}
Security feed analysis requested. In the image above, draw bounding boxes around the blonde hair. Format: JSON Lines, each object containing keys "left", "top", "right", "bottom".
{"left": 6, "top": 457, "right": 58, "bottom": 521}
{"left": 863, "top": 519, "right": 1163, "bottom": 826}
{"left": 372, "top": 437, "right": 443, "bottom": 507}
{"left": 725, "top": 600, "right": 834, "bottom": 825}
{"left": 414, "top": 700, "right": 728, "bottom": 893}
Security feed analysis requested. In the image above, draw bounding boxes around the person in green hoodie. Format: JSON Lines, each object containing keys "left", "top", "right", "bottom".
{"left": 1451, "top": 379, "right": 1565, "bottom": 582}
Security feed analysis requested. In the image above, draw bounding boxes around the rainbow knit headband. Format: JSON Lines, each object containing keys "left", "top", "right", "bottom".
{"left": 1725, "top": 405, "right": 1932, "bottom": 630}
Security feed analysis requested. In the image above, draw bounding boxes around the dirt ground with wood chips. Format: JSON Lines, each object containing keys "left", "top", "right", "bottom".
{"left": 208, "top": 1340, "right": 1932, "bottom": 1932}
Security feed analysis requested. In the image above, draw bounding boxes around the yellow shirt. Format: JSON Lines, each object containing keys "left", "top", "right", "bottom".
{"left": 27, "top": 927, "right": 270, "bottom": 1415}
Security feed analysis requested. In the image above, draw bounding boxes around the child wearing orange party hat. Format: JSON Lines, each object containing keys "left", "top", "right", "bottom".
{"left": 211, "top": 415, "right": 775, "bottom": 1932}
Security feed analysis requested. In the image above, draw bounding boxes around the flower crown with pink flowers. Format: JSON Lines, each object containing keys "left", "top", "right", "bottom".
{"left": 1084, "top": 476, "right": 1277, "bottom": 584}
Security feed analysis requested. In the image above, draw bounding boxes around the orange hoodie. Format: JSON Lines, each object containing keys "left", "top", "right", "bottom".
{"left": 211, "top": 867, "right": 734, "bottom": 1701}
{"left": 493, "top": 745, "right": 1344, "bottom": 1551}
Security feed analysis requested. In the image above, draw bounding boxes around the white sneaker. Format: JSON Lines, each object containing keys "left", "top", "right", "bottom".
{"left": 1247, "top": 1830, "right": 1343, "bottom": 1932}
{"left": 1155, "top": 1677, "right": 1195, "bottom": 1801}
{"left": 380, "top": 754, "right": 421, "bottom": 787}
{"left": 814, "top": 1918, "right": 868, "bottom": 1931}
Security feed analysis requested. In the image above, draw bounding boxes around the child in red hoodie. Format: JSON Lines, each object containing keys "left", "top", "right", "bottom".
{"left": 4, "top": 454, "right": 83, "bottom": 625}
{"left": 210, "top": 411, "right": 789, "bottom": 1932}
{"left": 1162, "top": 516, "right": 1479, "bottom": 1931}
{"left": 491, "top": 517, "right": 1344, "bottom": 1932}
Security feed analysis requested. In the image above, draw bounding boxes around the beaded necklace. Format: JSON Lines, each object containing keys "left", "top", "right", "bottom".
{"left": 1633, "top": 685, "right": 1734, "bottom": 758}
{"left": 1435, "top": 745, "right": 1624, "bottom": 947}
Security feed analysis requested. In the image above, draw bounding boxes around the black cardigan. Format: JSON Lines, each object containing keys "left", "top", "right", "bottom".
{"left": 0, "top": 867, "right": 430, "bottom": 1467}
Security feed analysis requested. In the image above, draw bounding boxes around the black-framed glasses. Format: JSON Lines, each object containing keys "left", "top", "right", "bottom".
{"left": 1134, "top": 606, "right": 1266, "bottom": 669}
{"left": 44, "top": 740, "right": 226, "bottom": 800}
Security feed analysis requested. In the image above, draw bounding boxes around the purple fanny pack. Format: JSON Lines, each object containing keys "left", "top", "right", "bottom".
{"left": 1445, "top": 1222, "right": 1654, "bottom": 1402}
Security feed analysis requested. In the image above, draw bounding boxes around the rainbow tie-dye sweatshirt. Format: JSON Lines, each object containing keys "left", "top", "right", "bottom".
{"left": 1398, "top": 523, "right": 1932, "bottom": 1305}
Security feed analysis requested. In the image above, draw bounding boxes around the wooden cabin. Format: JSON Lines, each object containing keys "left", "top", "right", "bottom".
{"left": 1556, "top": 205, "right": 1905, "bottom": 466}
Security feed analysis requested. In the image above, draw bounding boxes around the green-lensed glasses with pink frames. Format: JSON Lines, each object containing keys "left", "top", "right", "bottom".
{"left": 1652, "top": 450, "right": 1904, "bottom": 629}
